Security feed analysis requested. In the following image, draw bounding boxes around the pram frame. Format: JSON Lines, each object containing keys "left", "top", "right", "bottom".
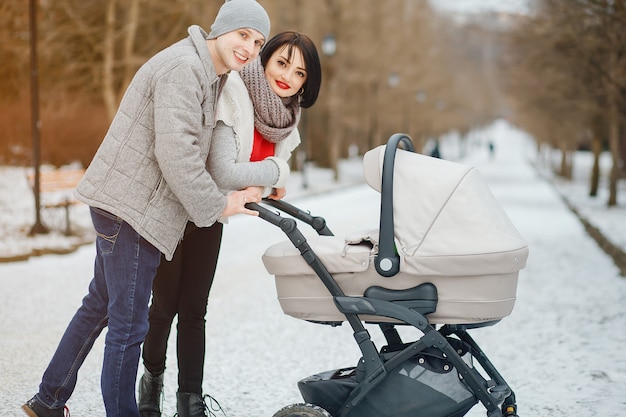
{"left": 249, "top": 134, "right": 519, "bottom": 417}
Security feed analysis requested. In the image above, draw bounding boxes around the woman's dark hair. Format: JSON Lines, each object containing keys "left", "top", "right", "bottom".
{"left": 260, "top": 31, "right": 322, "bottom": 108}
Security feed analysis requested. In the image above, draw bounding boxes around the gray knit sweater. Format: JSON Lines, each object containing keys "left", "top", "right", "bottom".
{"left": 208, "top": 71, "right": 297, "bottom": 196}
{"left": 75, "top": 25, "right": 227, "bottom": 260}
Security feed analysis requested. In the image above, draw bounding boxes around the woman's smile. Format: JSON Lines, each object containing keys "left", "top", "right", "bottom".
{"left": 275, "top": 80, "right": 290, "bottom": 90}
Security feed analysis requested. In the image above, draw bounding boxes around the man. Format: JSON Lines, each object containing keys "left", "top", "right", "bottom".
{"left": 22, "top": 1, "right": 270, "bottom": 416}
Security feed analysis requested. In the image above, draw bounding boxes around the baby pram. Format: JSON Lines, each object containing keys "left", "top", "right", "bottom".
{"left": 248, "top": 134, "right": 528, "bottom": 417}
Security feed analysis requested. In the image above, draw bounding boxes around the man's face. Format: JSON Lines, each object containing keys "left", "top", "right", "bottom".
{"left": 213, "top": 28, "right": 265, "bottom": 74}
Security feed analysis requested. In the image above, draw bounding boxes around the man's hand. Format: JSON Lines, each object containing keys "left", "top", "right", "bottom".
{"left": 221, "top": 186, "right": 263, "bottom": 218}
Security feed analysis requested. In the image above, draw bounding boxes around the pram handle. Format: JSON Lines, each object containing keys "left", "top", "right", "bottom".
{"left": 245, "top": 200, "right": 352, "bottom": 302}
{"left": 254, "top": 198, "right": 334, "bottom": 236}
{"left": 375, "top": 133, "right": 415, "bottom": 278}
{"left": 245, "top": 201, "right": 296, "bottom": 234}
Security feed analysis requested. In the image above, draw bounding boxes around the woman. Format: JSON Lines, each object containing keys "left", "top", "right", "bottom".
{"left": 137, "top": 31, "right": 322, "bottom": 417}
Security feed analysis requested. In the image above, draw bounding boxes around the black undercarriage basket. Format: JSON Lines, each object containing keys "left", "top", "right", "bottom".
{"left": 298, "top": 343, "right": 478, "bottom": 417}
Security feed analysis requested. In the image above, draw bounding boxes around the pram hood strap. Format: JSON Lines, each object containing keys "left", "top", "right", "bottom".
{"left": 363, "top": 145, "right": 529, "bottom": 277}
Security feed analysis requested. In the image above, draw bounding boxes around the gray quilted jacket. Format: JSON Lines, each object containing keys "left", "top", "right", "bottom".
{"left": 76, "top": 25, "right": 227, "bottom": 260}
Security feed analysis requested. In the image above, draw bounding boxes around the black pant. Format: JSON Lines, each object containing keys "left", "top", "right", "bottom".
{"left": 142, "top": 221, "right": 223, "bottom": 394}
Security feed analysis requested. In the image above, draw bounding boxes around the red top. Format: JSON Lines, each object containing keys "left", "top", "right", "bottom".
{"left": 249, "top": 128, "right": 275, "bottom": 162}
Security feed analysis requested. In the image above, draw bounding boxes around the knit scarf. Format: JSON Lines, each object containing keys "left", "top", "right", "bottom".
{"left": 239, "top": 57, "right": 301, "bottom": 143}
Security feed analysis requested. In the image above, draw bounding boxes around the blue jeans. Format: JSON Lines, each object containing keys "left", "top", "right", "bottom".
{"left": 36, "top": 207, "right": 162, "bottom": 417}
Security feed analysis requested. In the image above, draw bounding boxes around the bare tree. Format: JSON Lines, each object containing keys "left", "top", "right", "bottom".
{"left": 1, "top": 0, "right": 559, "bottom": 170}
{"left": 506, "top": 0, "right": 625, "bottom": 205}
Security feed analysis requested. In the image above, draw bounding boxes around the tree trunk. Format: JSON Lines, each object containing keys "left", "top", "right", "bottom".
{"left": 606, "top": 51, "right": 620, "bottom": 207}
{"left": 121, "top": 0, "right": 140, "bottom": 94}
{"left": 559, "top": 141, "right": 572, "bottom": 179}
{"left": 589, "top": 131, "right": 601, "bottom": 197}
{"left": 607, "top": 98, "right": 619, "bottom": 206}
{"left": 102, "top": 0, "right": 117, "bottom": 122}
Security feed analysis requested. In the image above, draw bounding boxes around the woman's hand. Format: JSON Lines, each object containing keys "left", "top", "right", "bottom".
{"left": 267, "top": 187, "right": 287, "bottom": 200}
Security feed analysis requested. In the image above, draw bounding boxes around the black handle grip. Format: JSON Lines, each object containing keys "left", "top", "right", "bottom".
{"left": 375, "top": 133, "right": 414, "bottom": 277}
{"left": 259, "top": 199, "right": 333, "bottom": 236}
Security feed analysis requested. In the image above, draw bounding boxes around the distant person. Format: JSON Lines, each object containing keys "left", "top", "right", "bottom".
{"left": 137, "top": 31, "right": 322, "bottom": 417}
{"left": 430, "top": 140, "right": 442, "bottom": 159}
{"left": 21, "top": 1, "right": 271, "bottom": 416}
{"left": 488, "top": 140, "right": 495, "bottom": 158}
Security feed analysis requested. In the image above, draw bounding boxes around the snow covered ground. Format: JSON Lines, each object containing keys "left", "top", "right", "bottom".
{"left": 1, "top": 119, "right": 625, "bottom": 417}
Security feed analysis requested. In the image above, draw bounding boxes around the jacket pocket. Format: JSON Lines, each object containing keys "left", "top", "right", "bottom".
{"left": 90, "top": 207, "right": 123, "bottom": 255}
{"left": 200, "top": 110, "right": 214, "bottom": 157}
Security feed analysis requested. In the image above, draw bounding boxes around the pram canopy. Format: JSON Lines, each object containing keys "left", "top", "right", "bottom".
{"left": 362, "top": 144, "right": 528, "bottom": 277}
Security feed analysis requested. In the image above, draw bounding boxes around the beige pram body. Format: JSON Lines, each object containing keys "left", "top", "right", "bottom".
{"left": 262, "top": 139, "right": 528, "bottom": 325}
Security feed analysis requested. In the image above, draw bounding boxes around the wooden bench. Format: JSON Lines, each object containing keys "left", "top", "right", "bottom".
{"left": 27, "top": 168, "right": 85, "bottom": 235}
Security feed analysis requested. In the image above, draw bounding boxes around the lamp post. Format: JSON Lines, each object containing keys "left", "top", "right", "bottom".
{"left": 299, "top": 35, "right": 336, "bottom": 189}
{"left": 297, "top": 111, "right": 309, "bottom": 189}
{"left": 414, "top": 90, "right": 427, "bottom": 149}
{"left": 387, "top": 71, "right": 400, "bottom": 88}
{"left": 386, "top": 71, "right": 402, "bottom": 136}
{"left": 29, "top": 0, "right": 47, "bottom": 235}
{"left": 322, "top": 33, "right": 337, "bottom": 57}
{"left": 322, "top": 33, "right": 340, "bottom": 180}
{"left": 367, "top": 81, "right": 378, "bottom": 150}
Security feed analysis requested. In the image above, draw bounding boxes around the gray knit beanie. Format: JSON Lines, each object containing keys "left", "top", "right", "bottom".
{"left": 208, "top": 0, "right": 270, "bottom": 41}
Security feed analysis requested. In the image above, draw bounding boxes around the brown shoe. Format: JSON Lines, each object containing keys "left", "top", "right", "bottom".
{"left": 22, "top": 396, "right": 69, "bottom": 417}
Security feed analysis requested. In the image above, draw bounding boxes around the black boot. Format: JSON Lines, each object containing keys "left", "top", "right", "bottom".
{"left": 176, "top": 392, "right": 209, "bottom": 417}
{"left": 138, "top": 369, "right": 164, "bottom": 417}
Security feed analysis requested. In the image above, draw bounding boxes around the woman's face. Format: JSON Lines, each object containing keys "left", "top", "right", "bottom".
{"left": 264, "top": 45, "right": 307, "bottom": 98}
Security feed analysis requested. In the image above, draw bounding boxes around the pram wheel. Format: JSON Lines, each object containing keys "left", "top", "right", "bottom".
{"left": 272, "top": 403, "right": 333, "bottom": 417}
